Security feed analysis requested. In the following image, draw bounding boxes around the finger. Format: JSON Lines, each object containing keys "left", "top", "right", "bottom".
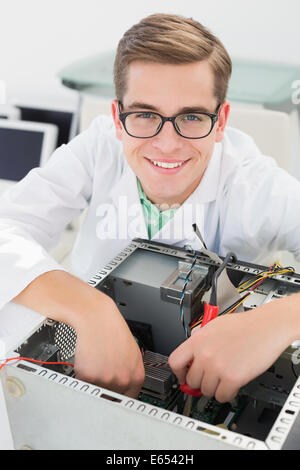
{"left": 185, "top": 360, "right": 204, "bottom": 390}
{"left": 125, "top": 373, "right": 145, "bottom": 399}
{"left": 125, "top": 382, "right": 143, "bottom": 399}
{"left": 197, "top": 371, "right": 220, "bottom": 398}
{"left": 123, "top": 363, "right": 146, "bottom": 399}
{"left": 215, "top": 380, "right": 240, "bottom": 403}
{"left": 101, "top": 373, "right": 143, "bottom": 399}
{"left": 168, "top": 341, "right": 195, "bottom": 385}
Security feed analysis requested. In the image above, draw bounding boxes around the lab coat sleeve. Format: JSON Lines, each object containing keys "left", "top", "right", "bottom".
{"left": 0, "top": 116, "right": 103, "bottom": 310}
{"left": 219, "top": 154, "right": 300, "bottom": 262}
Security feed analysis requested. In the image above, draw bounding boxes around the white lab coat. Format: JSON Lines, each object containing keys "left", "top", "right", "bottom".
{"left": 0, "top": 114, "right": 300, "bottom": 320}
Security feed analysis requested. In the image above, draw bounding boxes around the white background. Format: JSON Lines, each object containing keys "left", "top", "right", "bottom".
{"left": 1, "top": 0, "right": 300, "bottom": 110}
{"left": 0, "top": 0, "right": 300, "bottom": 450}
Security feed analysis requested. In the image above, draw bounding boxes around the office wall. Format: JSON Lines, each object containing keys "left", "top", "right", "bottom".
{"left": 1, "top": 0, "right": 300, "bottom": 110}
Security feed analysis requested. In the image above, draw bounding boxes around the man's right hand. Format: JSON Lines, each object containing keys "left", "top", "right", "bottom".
{"left": 13, "top": 270, "right": 145, "bottom": 398}
{"left": 73, "top": 294, "right": 145, "bottom": 398}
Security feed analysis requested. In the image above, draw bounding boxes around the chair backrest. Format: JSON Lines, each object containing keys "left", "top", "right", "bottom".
{"left": 228, "top": 105, "right": 291, "bottom": 172}
{"left": 80, "top": 97, "right": 292, "bottom": 172}
{"left": 80, "top": 96, "right": 111, "bottom": 132}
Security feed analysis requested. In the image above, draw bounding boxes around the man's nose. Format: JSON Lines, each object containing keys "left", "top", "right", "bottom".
{"left": 151, "top": 120, "right": 184, "bottom": 153}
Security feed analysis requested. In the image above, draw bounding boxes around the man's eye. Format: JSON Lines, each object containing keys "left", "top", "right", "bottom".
{"left": 136, "top": 112, "right": 154, "bottom": 119}
{"left": 184, "top": 114, "right": 202, "bottom": 122}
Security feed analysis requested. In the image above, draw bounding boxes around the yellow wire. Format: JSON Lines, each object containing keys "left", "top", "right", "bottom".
{"left": 237, "top": 261, "right": 284, "bottom": 290}
{"left": 190, "top": 262, "right": 295, "bottom": 329}
{"left": 239, "top": 270, "right": 293, "bottom": 292}
{"left": 238, "top": 267, "right": 294, "bottom": 293}
{"left": 225, "top": 293, "right": 252, "bottom": 314}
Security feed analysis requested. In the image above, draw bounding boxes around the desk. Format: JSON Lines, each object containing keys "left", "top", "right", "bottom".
{"left": 58, "top": 52, "right": 115, "bottom": 140}
{"left": 58, "top": 51, "right": 115, "bottom": 98}
{"left": 58, "top": 52, "right": 300, "bottom": 105}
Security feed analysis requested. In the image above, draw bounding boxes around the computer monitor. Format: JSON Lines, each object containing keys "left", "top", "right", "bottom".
{"left": 0, "top": 119, "right": 58, "bottom": 192}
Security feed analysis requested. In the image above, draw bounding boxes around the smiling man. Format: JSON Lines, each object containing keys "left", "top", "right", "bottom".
{"left": 1, "top": 13, "right": 300, "bottom": 403}
{"left": 112, "top": 60, "right": 227, "bottom": 208}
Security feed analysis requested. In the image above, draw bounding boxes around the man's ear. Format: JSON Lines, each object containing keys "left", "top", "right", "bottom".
{"left": 215, "top": 101, "right": 230, "bottom": 143}
{"left": 111, "top": 99, "right": 123, "bottom": 141}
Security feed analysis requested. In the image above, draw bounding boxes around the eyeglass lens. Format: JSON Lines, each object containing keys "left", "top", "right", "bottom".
{"left": 124, "top": 112, "right": 213, "bottom": 138}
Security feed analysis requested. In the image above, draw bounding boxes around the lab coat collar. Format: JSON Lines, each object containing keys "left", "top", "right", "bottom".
{"left": 151, "top": 142, "right": 223, "bottom": 246}
{"left": 188, "top": 141, "right": 222, "bottom": 204}
{"left": 110, "top": 163, "right": 149, "bottom": 239}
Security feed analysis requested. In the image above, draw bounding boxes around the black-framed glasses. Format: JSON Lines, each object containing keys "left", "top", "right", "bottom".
{"left": 118, "top": 101, "right": 221, "bottom": 139}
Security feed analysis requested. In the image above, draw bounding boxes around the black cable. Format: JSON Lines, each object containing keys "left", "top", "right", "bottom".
{"left": 192, "top": 223, "right": 207, "bottom": 250}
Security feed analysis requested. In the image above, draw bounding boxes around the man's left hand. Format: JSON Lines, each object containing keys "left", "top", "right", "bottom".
{"left": 168, "top": 297, "right": 298, "bottom": 402}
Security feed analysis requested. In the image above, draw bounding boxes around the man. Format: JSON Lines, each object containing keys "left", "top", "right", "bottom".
{"left": 1, "top": 13, "right": 300, "bottom": 403}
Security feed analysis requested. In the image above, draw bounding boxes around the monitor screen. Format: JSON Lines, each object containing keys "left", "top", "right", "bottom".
{"left": 0, "top": 127, "right": 44, "bottom": 181}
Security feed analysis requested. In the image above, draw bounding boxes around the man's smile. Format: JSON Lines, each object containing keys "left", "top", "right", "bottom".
{"left": 144, "top": 157, "right": 191, "bottom": 174}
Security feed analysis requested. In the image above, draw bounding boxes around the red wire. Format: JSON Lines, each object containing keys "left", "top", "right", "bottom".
{"left": 0, "top": 356, "right": 74, "bottom": 372}
{"left": 190, "top": 275, "right": 269, "bottom": 326}
{"left": 0, "top": 356, "right": 168, "bottom": 371}
{"left": 247, "top": 277, "right": 266, "bottom": 292}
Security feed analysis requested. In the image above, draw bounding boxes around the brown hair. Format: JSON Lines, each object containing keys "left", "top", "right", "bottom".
{"left": 113, "top": 13, "right": 232, "bottom": 105}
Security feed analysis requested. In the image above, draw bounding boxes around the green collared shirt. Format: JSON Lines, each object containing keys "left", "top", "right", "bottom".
{"left": 137, "top": 178, "right": 178, "bottom": 239}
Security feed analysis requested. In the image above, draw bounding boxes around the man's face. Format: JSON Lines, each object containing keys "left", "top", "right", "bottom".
{"left": 111, "top": 60, "right": 230, "bottom": 206}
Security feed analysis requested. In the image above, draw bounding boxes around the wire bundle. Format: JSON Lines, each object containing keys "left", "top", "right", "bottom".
{"left": 190, "top": 261, "right": 295, "bottom": 330}
{"left": 237, "top": 261, "right": 294, "bottom": 295}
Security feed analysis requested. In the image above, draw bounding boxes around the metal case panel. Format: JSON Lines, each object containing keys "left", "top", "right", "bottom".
{"left": 2, "top": 362, "right": 267, "bottom": 450}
